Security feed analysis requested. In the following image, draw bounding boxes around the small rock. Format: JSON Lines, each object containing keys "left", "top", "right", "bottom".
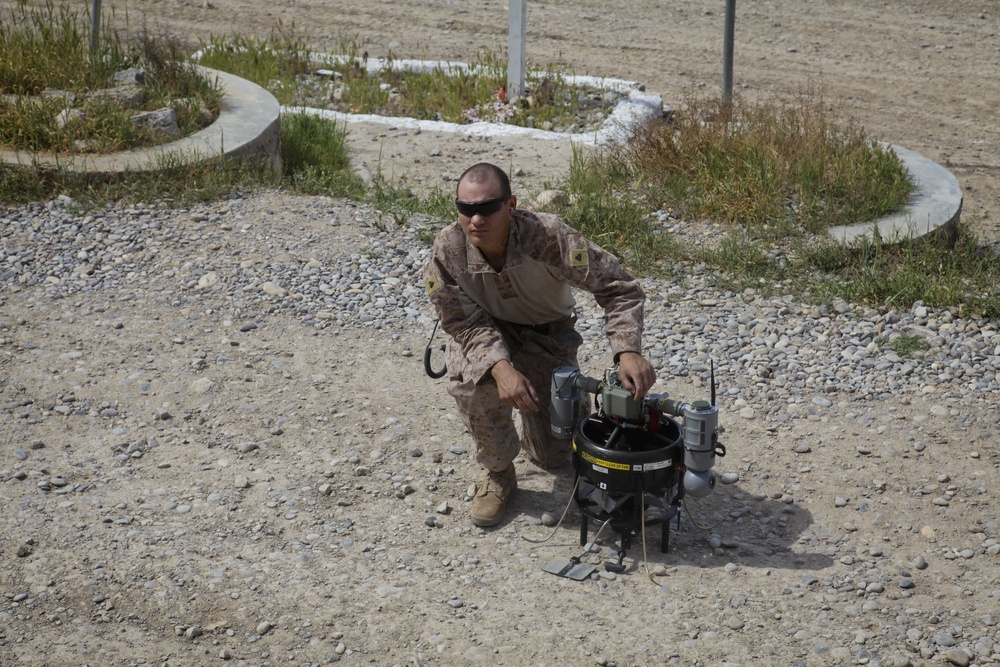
{"left": 190, "top": 378, "right": 216, "bottom": 395}
{"left": 261, "top": 281, "right": 288, "bottom": 297}
{"left": 256, "top": 621, "right": 273, "bottom": 635}
{"left": 943, "top": 649, "right": 971, "bottom": 667}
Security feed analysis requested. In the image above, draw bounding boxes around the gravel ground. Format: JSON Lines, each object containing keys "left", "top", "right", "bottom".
{"left": 2, "top": 0, "right": 1000, "bottom": 664}
{"left": 1, "top": 191, "right": 998, "bottom": 667}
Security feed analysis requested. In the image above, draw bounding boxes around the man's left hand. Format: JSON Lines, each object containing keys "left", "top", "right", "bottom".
{"left": 618, "top": 351, "right": 656, "bottom": 399}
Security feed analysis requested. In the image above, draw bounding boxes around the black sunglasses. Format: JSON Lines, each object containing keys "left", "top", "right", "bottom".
{"left": 455, "top": 194, "right": 511, "bottom": 218}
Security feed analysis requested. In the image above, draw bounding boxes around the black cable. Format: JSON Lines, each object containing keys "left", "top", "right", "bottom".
{"left": 423, "top": 320, "right": 446, "bottom": 379}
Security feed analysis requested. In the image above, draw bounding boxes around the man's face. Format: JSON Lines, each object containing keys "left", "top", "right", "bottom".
{"left": 456, "top": 176, "right": 515, "bottom": 262}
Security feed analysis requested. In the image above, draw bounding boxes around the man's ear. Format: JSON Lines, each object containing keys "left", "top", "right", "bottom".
{"left": 508, "top": 195, "right": 517, "bottom": 211}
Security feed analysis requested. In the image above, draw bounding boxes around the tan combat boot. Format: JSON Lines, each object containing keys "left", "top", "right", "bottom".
{"left": 470, "top": 464, "right": 516, "bottom": 527}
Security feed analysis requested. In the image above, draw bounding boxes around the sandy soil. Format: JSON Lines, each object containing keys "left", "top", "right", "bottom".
{"left": 1, "top": 1, "right": 999, "bottom": 666}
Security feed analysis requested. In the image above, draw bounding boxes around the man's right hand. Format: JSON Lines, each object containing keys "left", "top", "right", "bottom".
{"left": 490, "top": 360, "right": 540, "bottom": 413}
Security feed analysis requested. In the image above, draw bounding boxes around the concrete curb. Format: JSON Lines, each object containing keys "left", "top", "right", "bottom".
{"left": 281, "top": 53, "right": 664, "bottom": 147}
{"left": 826, "top": 144, "right": 963, "bottom": 244}
{"left": 282, "top": 86, "right": 663, "bottom": 148}
{"left": 0, "top": 67, "right": 281, "bottom": 174}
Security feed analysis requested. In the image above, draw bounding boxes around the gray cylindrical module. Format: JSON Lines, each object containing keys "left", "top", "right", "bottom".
{"left": 683, "top": 400, "right": 718, "bottom": 473}
{"left": 550, "top": 366, "right": 581, "bottom": 438}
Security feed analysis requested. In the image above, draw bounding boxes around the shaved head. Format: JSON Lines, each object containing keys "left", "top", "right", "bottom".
{"left": 457, "top": 163, "right": 511, "bottom": 197}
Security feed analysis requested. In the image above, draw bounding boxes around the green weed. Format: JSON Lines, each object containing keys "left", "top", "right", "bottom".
{"left": 0, "top": 0, "right": 220, "bottom": 153}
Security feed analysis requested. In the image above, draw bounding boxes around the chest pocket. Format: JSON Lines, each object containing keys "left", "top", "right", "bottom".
{"left": 493, "top": 272, "right": 519, "bottom": 300}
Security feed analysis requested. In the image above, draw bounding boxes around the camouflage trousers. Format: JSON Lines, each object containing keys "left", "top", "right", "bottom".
{"left": 446, "top": 318, "right": 591, "bottom": 472}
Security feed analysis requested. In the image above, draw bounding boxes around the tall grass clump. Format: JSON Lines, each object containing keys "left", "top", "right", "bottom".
{"left": 194, "top": 24, "right": 312, "bottom": 105}
{"left": 551, "top": 145, "right": 672, "bottom": 273}
{"left": 0, "top": 0, "right": 221, "bottom": 154}
{"left": 608, "top": 90, "right": 913, "bottom": 238}
{"left": 280, "top": 111, "right": 364, "bottom": 197}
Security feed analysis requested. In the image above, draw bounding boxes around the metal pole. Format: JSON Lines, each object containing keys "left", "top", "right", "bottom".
{"left": 90, "top": 0, "right": 102, "bottom": 54}
{"left": 722, "top": 0, "right": 736, "bottom": 105}
{"left": 508, "top": 0, "right": 527, "bottom": 98}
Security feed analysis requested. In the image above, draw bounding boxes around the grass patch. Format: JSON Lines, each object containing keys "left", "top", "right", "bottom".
{"left": 800, "top": 226, "right": 1000, "bottom": 318}
{"left": 194, "top": 24, "right": 312, "bottom": 106}
{"left": 197, "top": 30, "right": 614, "bottom": 133}
{"left": 874, "top": 334, "right": 931, "bottom": 358}
{"left": 1, "top": 0, "right": 221, "bottom": 154}
{"left": 280, "top": 111, "right": 364, "bottom": 198}
{"left": 554, "top": 145, "right": 672, "bottom": 271}
{"left": 607, "top": 90, "right": 913, "bottom": 238}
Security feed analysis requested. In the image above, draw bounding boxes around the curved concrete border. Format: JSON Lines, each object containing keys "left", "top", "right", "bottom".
{"left": 826, "top": 144, "right": 963, "bottom": 244}
{"left": 283, "top": 53, "right": 664, "bottom": 147}
{"left": 0, "top": 67, "right": 281, "bottom": 174}
{"left": 286, "top": 88, "right": 663, "bottom": 147}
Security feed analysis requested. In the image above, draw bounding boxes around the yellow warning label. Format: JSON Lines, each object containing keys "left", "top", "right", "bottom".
{"left": 570, "top": 248, "right": 588, "bottom": 267}
{"left": 581, "top": 451, "right": 630, "bottom": 471}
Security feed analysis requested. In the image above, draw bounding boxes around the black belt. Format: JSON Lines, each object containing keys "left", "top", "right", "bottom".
{"left": 520, "top": 316, "right": 576, "bottom": 336}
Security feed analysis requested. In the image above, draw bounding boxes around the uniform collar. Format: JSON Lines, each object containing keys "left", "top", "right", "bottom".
{"left": 465, "top": 209, "right": 524, "bottom": 273}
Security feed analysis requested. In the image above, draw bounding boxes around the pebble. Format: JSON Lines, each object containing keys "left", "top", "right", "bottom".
{"left": 944, "top": 649, "right": 971, "bottom": 667}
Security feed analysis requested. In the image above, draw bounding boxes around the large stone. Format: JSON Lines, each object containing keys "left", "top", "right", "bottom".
{"left": 43, "top": 88, "right": 78, "bottom": 105}
{"left": 86, "top": 85, "right": 146, "bottom": 109}
{"left": 112, "top": 68, "right": 146, "bottom": 86}
{"left": 56, "top": 108, "right": 85, "bottom": 128}
{"left": 533, "top": 189, "right": 569, "bottom": 210}
{"left": 132, "top": 107, "right": 181, "bottom": 137}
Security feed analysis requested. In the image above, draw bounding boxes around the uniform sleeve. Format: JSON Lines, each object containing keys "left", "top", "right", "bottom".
{"left": 423, "top": 235, "right": 511, "bottom": 384}
{"left": 552, "top": 220, "right": 645, "bottom": 358}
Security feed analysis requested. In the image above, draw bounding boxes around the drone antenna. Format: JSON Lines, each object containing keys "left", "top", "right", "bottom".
{"left": 710, "top": 359, "right": 716, "bottom": 406}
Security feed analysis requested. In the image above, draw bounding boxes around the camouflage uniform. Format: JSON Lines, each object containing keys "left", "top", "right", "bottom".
{"left": 424, "top": 209, "right": 645, "bottom": 471}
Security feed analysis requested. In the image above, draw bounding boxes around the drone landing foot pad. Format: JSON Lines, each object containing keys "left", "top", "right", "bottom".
{"left": 542, "top": 556, "right": 597, "bottom": 580}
